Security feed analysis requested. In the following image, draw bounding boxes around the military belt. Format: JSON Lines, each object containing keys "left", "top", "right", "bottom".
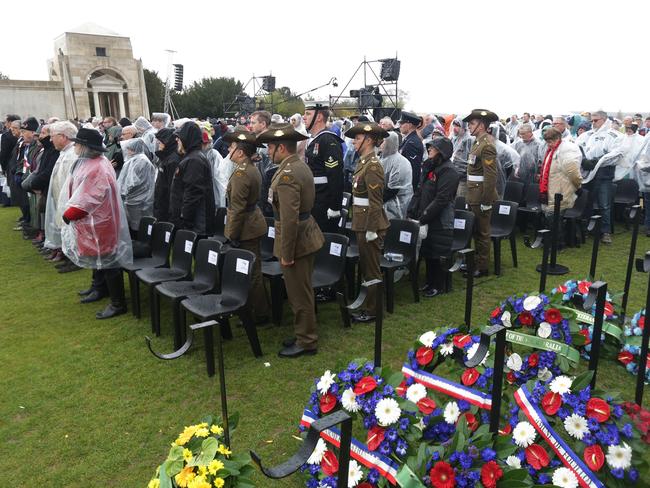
{"left": 353, "top": 197, "right": 369, "bottom": 207}
{"left": 467, "top": 175, "right": 484, "bottom": 182}
{"left": 273, "top": 211, "right": 311, "bottom": 222}
{"left": 313, "top": 176, "right": 328, "bottom": 184}
{"left": 244, "top": 203, "right": 257, "bottom": 212}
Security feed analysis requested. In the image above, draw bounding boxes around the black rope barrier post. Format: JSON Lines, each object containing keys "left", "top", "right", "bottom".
{"left": 621, "top": 205, "right": 641, "bottom": 324}
{"left": 587, "top": 215, "right": 602, "bottom": 280}
{"left": 524, "top": 229, "right": 551, "bottom": 293}
{"left": 634, "top": 252, "right": 650, "bottom": 406}
{"left": 251, "top": 410, "right": 352, "bottom": 488}
{"left": 374, "top": 280, "right": 384, "bottom": 370}
{"left": 583, "top": 282, "right": 607, "bottom": 390}
{"left": 341, "top": 279, "right": 384, "bottom": 368}
{"left": 448, "top": 249, "right": 475, "bottom": 332}
{"left": 537, "top": 193, "right": 569, "bottom": 275}
{"left": 452, "top": 324, "right": 506, "bottom": 434}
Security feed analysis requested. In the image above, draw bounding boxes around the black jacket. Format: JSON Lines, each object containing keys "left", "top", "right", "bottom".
{"left": 154, "top": 128, "right": 181, "bottom": 222}
{"left": 400, "top": 130, "right": 424, "bottom": 190}
{"left": 0, "top": 131, "right": 18, "bottom": 173}
{"left": 170, "top": 122, "right": 216, "bottom": 235}
{"left": 306, "top": 130, "right": 344, "bottom": 228}
{"left": 28, "top": 137, "right": 59, "bottom": 193}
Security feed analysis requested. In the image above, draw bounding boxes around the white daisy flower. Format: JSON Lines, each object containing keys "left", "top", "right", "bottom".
{"left": 440, "top": 342, "right": 454, "bottom": 356}
{"left": 564, "top": 414, "right": 589, "bottom": 440}
{"left": 419, "top": 331, "right": 437, "bottom": 347}
{"left": 443, "top": 401, "right": 461, "bottom": 424}
{"left": 307, "top": 438, "right": 327, "bottom": 465}
{"left": 606, "top": 443, "right": 632, "bottom": 470}
{"left": 523, "top": 295, "right": 542, "bottom": 311}
{"left": 538, "top": 367, "right": 553, "bottom": 382}
{"left": 506, "top": 353, "right": 523, "bottom": 372}
{"left": 406, "top": 383, "right": 427, "bottom": 404}
{"left": 512, "top": 421, "right": 537, "bottom": 447}
{"left": 552, "top": 467, "right": 578, "bottom": 488}
{"left": 506, "top": 455, "right": 521, "bottom": 469}
{"left": 341, "top": 388, "right": 360, "bottom": 413}
{"left": 317, "top": 370, "right": 337, "bottom": 395}
{"left": 537, "top": 322, "right": 552, "bottom": 338}
{"left": 347, "top": 460, "right": 364, "bottom": 487}
{"left": 501, "top": 310, "right": 512, "bottom": 328}
{"left": 375, "top": 398, "right": 401, "bottom": 426}
{"left": 549, "top": 375, "right": 573, "bottom": 395}
{"left": 466, "top": 342, "right": 489, "bottom": 365}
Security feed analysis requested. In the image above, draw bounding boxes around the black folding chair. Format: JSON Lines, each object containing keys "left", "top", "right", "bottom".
{"left": 503, "top": 180, "right": 525, "bottom": 204}
{"left": 211, "top": 207, "right": 228, "bottom": 243}
{"left": 313, "top": 233, "right": 349, "bottom": 321}
{"left": 517, "top": 184, "right": 543, "bottom": 233}
{"left": 380, "top": 219, "right": 420, "bottom": 313}
{"left": 443, "top": 209, "right": 476, "bottom": 292}
{"left": 613, "top": 179, "right": 639, "bottom": 230}
{"left": 454, "top": 195, "right": 467, "bottom": 210}
{"left": 181, "top": 249, "right": 263, "bottom": 370}
{"left": 490, "top": 201, "right": 519, "bottom": 276}
{"left": 132, "top": 216, "right": 157, "bottom": 258}
{"left": 339, "top": 209, "right": 360, "bottom": 299}
{"left": 341, "top": 192, "right": 352, "bottom": 212}
{"left": 122, "top": 221, "right": 174, "bottom": 318}
{"left": 261, "top": 217, "right": 276, "bottom": 262}
{"left": 261, "top": 219, "right": 284, "bottom": 325}
{"left": 564, "top": 189, "right": 590, "bottom": 248}
{"left": 153, "top": 239, "right": 222, "bottom": 349}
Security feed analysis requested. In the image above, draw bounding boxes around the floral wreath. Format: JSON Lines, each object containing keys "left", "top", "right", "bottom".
{"left": 618, "top": 309, "right": 650, "bottom": 385}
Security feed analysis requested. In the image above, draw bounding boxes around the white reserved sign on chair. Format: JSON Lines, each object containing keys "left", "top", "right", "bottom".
{"left": 454, "top": 219, "right": 466, "bottom": 230}
{"left": 236, "top": 258, "right": 249, "bottom": 274}
{"left": 399, "top": 231, "right": 412, "bottom": 243}
{"left": 330, "top": 242, "right": 342, "bottom": 256}
{"left": 499, "top": 205, "right": 511, "bottom": 215}
{"left": 208, "top": 250, "right": 218, "bottom": 265}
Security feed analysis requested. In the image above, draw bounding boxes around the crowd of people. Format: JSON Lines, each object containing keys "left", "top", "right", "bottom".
{"left": 1, "top": 105, "right": 650, "bottom": 357}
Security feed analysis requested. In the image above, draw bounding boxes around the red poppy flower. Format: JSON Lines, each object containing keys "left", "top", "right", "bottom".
{"left": 618, "top": 351, "right": 634, "bottom": 365}
{"left": 367, "top": 425, "right": 385, "bottom": 451}
{"left": 320, "top": 392, "right": 337, "bottom": 413}
{"left": 586, "top": 398, "right": 611, "bottom": 423}
{"left": 518, "top": 311, "right": 534, "bottom": 327}
{"left": 545, "top": 308, "right": 563, "bottom": 325}
{"left": 525, "top": 444, "right": 550, "bottom": 470}
{"left": 321, "top": 450, "right": 339, "bottom": 476}
{"left": 396, "top": 380, "right": 408, "bottom": 397}
{"left": 578, "top": 281, "right": 592, "bottom": 294}
{"left": 639, "top": 315, "right": 645, "bottom": 329}
{"left": 417, "top": 397, "right": 437, "bottom": 415}
{"left": 557, "top": 285, "right": 567, "bottom": 293}
{"left": 464, "top": 412, "right": 479, "bottom": 432}
{"left": 506, "top": 372, "right": 516, "bottom": 384}
{"left": 584, "top": 444, "right": 605, "bottom": 471}
{"left": 498, "top": 423, "right": 512, "bottom": 436}
{"left": 528, "top": 353, "right": 539, "bottom": 367}
{"left": 416, "top": 346, "right": 434, "bottom": 366}
{"left": 579, "top": 328, "right": 592, "bottom": 345}
{"left": 480, "top": 460, "right": 503, "bottom": 488}
{"left": 429, "top": 461, "right": 455, "bottom": 488}
{"left": 490, "top": 307, "right": 502, "bottom": 319}
{"left": 453, "top": 334, "right": 472, "bottom": 348}
{"left": 461, "top": 368, "right": 480, "bottom": 386}
{"left": 604, "top": 301, "right": 614, "bottom": 317}
{"left": 354, "top": 376, "right": 377, "bottom": 396}
{"left": 542, "top": 391, "right": 562, "bottom": 415}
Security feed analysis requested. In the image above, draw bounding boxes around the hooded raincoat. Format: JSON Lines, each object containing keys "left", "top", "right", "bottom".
{"left": 614, "top": 132, "right": 645, "bottom": 181}
{"left": 117, "top": 138, "right": 156, "bottom": 230}
{"left": 44, "top": 142, "right": 77, "bottom": 249}
{"left": 380, "top": 132, "right": 413, "bottom": 219}
{"left": 153, "top": 128, "right": 181, "bottom": 221}
{"left": 134, "top": 116, "right": 157, "bottom": 156}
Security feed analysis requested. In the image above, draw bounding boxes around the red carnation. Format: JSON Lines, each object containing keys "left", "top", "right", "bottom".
{"left": 604, "top": 301, "right": 614, "bottom": 317}
{"left": 367, "top": 425, "right": 385, "bottom": 451}
{"left": 321, "top": 450, "right": 339, "bottom": 476}
{"left": 545, "top": 308, "right": 563, "bottom": 325}
{"left": 396, "top": 380, "right": 408, "bottom": 397}
{"left": 461, "top": 368, "right": 480, "bottom": 386}
{"left": 498, "top": 423, "right": 512, "bottom": 436}
{"left": 506, "top": 372, "right": 516, "bottom": 384}
{"left": 542, "top": 391, "right": 562, "bottom": 415}
{"left": 464, "top": 412, "right": 479, "bottom": 432}
{"left": 618, "top": 351, "right": 635, "bottom": 365}
{"left": 453, "top": 334, "right": 472, "bottom": 348}
{"left": 429, "top": 461, "right": 455, "bottom": 488}
{"left": 518, "top": 311, "right": 534, "bottom": 327}
{"left": 416, "top": 346, "right": 434, "bottom": 366}
{"left": 579, "top": 328, "right": 592, "bottom": 345}
{"left": 525, "top": 444, "right": 550, "bottom": 470}
{"left": 586, "top": 398, "right": 611, "bottom": 423}
{"left": 490, "top": 306, "right": 502, "bottom": 319}
{"left": 578, "top": 281, "right": 592, "bottom": 294}
{"left": 639, "top": 315, "right": 645, "bottom": 329}
{"left": 417, "top": 397, "right": 437, "bottom": 415}
{"left": 354, "top": 376, "right": 377, "bottom": 396}
{"left": 528, "top": 353, "right": 539, "bottom": 367}
{"left": 480, "top": 460, "right": 503, "bottom": 488}
{"left": 320, "top": 392, "right": 337, "bottom": 413}
{"left": 558, "top": 285, "right": 567, "bottom": 293}
{"left": 584, "top": 444, "right": 605, "bottom": 471}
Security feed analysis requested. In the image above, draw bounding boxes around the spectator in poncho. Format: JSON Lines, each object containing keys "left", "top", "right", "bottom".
{"left": 380, "top": 131, "right": 413, "bottom": 219}
{"left": 117, "top": 138, "right": 156, "bottom": 234}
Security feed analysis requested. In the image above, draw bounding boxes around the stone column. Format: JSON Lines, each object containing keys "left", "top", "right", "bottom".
{"left": 118, "top": 91, "right": 126, "bottom": 118}
{"left": 93, "top": 90, "right": 101, "bottom": 118}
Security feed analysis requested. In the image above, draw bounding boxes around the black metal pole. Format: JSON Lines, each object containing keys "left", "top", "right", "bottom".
{"left": 588, "top": 216, "right": 602, "bottom": 280}
{"left": 215, "top": 321, "right": 230, "bottom": 447}
{"left": 542, "top": 193, "right": 569, "bottom": 275}
{"left": 374, "top": 282, "right": 384, "bottom": 369}
{"left": 539, "top": 230, "right": 551, "bottom": 293}
{"left": 585, "top": 281, "right": 607, "bottom": 390}
{"left": 621, "top": 206, "right": 641, "bottom": 324}
{"left": 337, "top": 415, "right": 352, "bottom": 488}
{"left": 464, "top": 249, "right": 475, "bottom": 331}
{"left": 636, "top": 254, "right": 650, "bottom": 406}
{"left": 490, "top": 326, "right": 506, "bottom": 435}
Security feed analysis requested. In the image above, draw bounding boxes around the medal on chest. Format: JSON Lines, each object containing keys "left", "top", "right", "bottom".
{"left": 353, "top": 176, "right": 359, "bottom": 189}
{"left": 467, "top": 154, "right": 476, "bottom": 165}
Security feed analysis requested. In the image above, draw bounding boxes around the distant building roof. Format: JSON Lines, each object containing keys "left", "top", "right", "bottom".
{"left": 65, "top": 22, "right": 122, "bottom": 37}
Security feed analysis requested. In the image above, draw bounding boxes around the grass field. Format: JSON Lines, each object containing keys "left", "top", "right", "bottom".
{"left": 1, "top": 206, "right": 648, "bottom": 487}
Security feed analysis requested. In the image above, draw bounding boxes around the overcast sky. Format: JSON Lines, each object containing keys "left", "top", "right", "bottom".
{"left": 3, "top": 0, "right": 648, "bottom": 117}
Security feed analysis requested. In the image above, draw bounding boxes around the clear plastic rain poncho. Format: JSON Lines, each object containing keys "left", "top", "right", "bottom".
{"left": 495, "top": 139, "right": 520, "bottom": 197}
{"left": 61, "top": 154, "right": 133, "bottom": 268}
{"left": 44, "top": 142, "right": 78, "bottom": 249}
{"left": 204, "top": 146, "right": 225, "bottom": 207}
{"left": 151, "top": 112, "right": 171, "bottom": 129}
{"left": 380, "top": 132, "right": 413, "bottom": 219}
{"left": 614, "top": 132, "right": 645, "bottom": 181}
{"left": 134, "top": 116, "right": 157, "bottom": 155}
{"left": 634, "top": 136, "right": 650, "bottom": 192}
{"left": 117, "top": 138, "right": 156, "bottom": 230}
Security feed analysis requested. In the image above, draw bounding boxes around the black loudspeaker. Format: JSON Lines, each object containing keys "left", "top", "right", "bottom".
{"left": 173, "top": 64, "right": 184, "bottom": 91}
{"left": 379, "top": 59, "right": 400, "bottom": 82}
{"left": 262, "top": 76, "right": 275, "bottom": 92}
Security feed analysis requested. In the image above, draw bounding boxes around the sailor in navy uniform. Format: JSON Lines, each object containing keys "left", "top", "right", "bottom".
{"left": 398, "top": 111, "right": 424, "bottom": 191}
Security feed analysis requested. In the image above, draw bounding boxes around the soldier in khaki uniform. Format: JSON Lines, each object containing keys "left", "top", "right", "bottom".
{"left": 223, "top": 128, "right": 270, "bottom": 324}
{"left": 257, "top": 123, "right": 325, "bottom": 358}
{"left": 463, "top": 109, "right": 499, "bottom": 277}
{"left": 344, "top": 122, "right": 390, "bottom": 322}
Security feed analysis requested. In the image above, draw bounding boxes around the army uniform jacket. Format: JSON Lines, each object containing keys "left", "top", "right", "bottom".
{"left": 466, "top": 133, "right": 498, "bottom": 206}
{"left": 306, "top": 130, "right": 344, "bottom": 212}
{"left": 351, "top": 152, "right": 390, "bottom": 233}
{"left": 225, "top": 157, "right": 267, "bottom": 242}
{"left": 270, "top": 154, "right": 324, "bottom": 261}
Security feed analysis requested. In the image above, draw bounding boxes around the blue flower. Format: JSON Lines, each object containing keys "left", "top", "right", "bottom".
{"left": 611, "top": 468, "right": 625, "bottom": 479}
{"left": 629, "top": 468, "right": 639, "bottom": 482}
{"left": 367, "top": 468, "right": 380, "bottom": 483}
{"left": 621, "top": 423, "right": 634, "bottom": 438}
{"left": 459, "top": 452, "right": 473, "bottom": 469}
{"left": 481, "top": 448, "right": 496, "bottom": 462}
{"left": 457, "top": 400, "right": 470, "bottom": 411}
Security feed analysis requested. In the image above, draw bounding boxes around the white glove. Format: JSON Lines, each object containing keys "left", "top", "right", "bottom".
{"left": 480, "top": 204, "right": 492, "bottom": 212}
{"left": 327, "top": 208, "right": 341, "bottom": 219}
{"left": 365, "top": 231, "right": 378, "bottom": 242}
{"left": 419, "top": 224, "right": 429, "bottom": 240}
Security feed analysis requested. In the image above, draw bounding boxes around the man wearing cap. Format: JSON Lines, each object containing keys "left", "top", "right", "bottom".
{"left": 10, "top": 117, "right": 40, "bottom": 231}
{"left": 303, "top": 102, "right": 344, "bottom": 233}
{"left": 463, "top": 109, "right": 499, "bottom": 277}
{"left": 399, "top": 111, "right": 424, "bottom": 190}
{"left": 257, "top": 123, "right": 324, "bottom": 358}
{"left": 345, "top": 122, "right": 390, "bottom": 322}
{"left": 223, "top": 128, "right": 270, "bottom": 324}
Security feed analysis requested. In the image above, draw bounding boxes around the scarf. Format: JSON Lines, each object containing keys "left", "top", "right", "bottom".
{"left": 539, "top": 140, "right": 560, "bottom": 196}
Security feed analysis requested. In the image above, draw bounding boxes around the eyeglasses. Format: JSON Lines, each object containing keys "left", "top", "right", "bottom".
{"left": 591, "top": 118, "right": 602, "bottom": 123}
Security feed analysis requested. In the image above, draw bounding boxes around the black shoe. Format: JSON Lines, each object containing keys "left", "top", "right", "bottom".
{"left": 78, "top": 288, "right": 94, "bottom": 296}
{"left": 58, "top": 262, "right": 81, "bottom": 273}
{"left": 96, "top": 303, "right": 127, "bottom": 320}
{"left": 80, "top": 290, "right": 107, "bottom": 303}
{"left": 351, "top": 311, "right": 376, "bottom": 323}
{"left": 423, "top": 287, "right": 443, "bottom": 298}
{"left": 282, "top": 337, "right": 297, "bottom": 347}
{"left": 278, "top": 343, "right": 317, "bottom": 358}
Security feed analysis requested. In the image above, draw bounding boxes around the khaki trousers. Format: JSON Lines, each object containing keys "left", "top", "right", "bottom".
{"left": 356, "top": 230, "right": 385, "bottom": 313}
{"left": 469, "top": 205, "right": 491, "bottom": 272}
{"left": 282, "top": 253, "right": 317, "bottom": 349}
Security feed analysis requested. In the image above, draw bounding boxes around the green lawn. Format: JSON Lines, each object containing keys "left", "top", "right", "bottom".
{"left": 1, "top": 207, "right": 648, "bottom": 487}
